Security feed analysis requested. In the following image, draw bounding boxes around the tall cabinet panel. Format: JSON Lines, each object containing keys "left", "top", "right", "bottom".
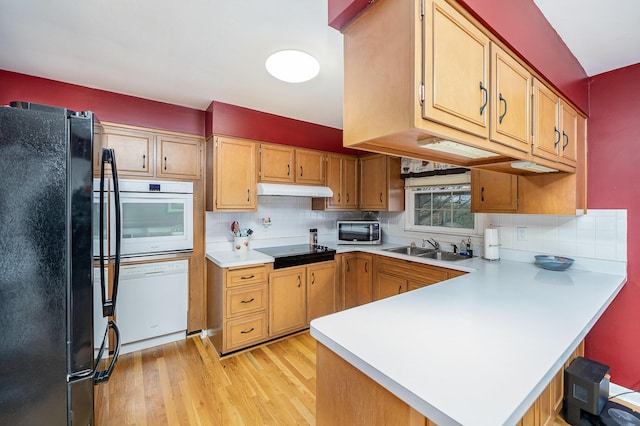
{"left": 210, "top": 136, "right": 257, "bottom": 211}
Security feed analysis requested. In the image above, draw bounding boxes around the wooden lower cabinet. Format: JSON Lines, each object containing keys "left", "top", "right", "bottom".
{"left": 269, "top": 261, "right": 337, "bottom": 338}
{"left": 373, "top": 254, "right": 463, "bottom": 301}
{"left": 318, "top": 340, "right": 585, "bottom": 426}
{"left": 269, "top": 266, "right": 307, "bottom": 337}
{"left": 207, "top": 262, "right": 270, "bottom": 354}
{"left": 339, "top": 253, "right": 373, "bottom": 310}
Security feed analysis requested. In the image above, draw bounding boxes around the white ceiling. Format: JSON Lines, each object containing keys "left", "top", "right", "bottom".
{"left": 1, "top": 1, "right": 639, "bottom": 130}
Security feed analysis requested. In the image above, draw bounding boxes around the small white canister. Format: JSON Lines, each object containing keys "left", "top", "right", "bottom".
{"left": 484, "top": 228, "right": 500, "bottom": 260}
{"left": 233, "top": 236, "right": 249, "bottom": 253}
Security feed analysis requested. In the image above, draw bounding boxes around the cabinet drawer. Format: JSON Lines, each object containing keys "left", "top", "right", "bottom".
{"left": 225, "top": 313, "right": 268, "bottom": 351}
{"left": 226, "top": 265, "right": 268, "bottom": 288}
{"left": 226, "top": 284, "right": 267, "bottom": 319}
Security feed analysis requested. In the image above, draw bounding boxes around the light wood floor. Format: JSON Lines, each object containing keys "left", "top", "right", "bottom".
{"left": 95, "top": 332, "right": 317, "bottom": 426}
{"left": 94, "top": 332, "right": 621, "bottom": 426}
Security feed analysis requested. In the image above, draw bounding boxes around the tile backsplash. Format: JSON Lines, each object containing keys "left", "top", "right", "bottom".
{"left": 485, "top": 210, "right": 627, "bottom": 262}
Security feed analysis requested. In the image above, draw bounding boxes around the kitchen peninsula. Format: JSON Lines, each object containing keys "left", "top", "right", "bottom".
{"left": 310, "top": 255, "right": 626, "bottom": 425}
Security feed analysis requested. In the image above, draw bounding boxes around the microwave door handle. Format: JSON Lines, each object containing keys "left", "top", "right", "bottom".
{"left": 100, "top": 148, "right": 121, "bottom": 317}
{"left": 94, "top": 320, "right": 121, "bottom": 384}
{"left": 369, "top": 224, "right": 373, "bottom": 241}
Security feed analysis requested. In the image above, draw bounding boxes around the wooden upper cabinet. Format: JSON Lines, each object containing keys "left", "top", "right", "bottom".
{"left": 260, "top": 144, "right": 325, "bottom": 185}
{"left": 471, "top": 169, "right": 518, "bottom": 213}
{"left": 295, "top": 149, "right": 325, "bottom": 185}
{"left": 359, "top": 155, "right": 404, "bottom": 211}
{"left": 260, "top": 144, "right": 294, "bottom": 183}
{"left": 532, "top": 79, "right": 579, "bottom": 169}
{"left": 425, "top": 0, "right": 490, "bottom": 138}
{"left": 490, "top": 43, "right": 531, "bottom": 152}
{"left": 559, "top": 100, "right": 578, "bottom": 167}
{"left": 317, "top": 154, "right": 359, "bottom": 211}
{"left": 211, "top": 136, "right": 256, "bottom": 211}
{"left": 532, "top": 78, "right": 562, "bottom": 163}
{"left": 157, "top": 135, "right": 201, "bottom": 179}
{"left": 102, "top": 126, "right": 154, "bottom": 176}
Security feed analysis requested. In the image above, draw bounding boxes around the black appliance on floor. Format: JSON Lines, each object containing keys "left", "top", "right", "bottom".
{"left": 565, "top": 356, "right": 640, "bottom": 425}
{"left": 0, "top": 102, "right": 122, "bottom": 425}
{"left": 255, "top": 244, "right": 336, "bottom": 269}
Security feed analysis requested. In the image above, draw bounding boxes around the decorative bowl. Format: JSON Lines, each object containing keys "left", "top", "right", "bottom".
{"left": 534, "top": 255, "right": 574, "bottom": 271}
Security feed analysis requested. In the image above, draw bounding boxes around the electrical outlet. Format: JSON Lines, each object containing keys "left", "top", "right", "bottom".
{"left": 517, "top": 227, "right": 527, "bottom": 241}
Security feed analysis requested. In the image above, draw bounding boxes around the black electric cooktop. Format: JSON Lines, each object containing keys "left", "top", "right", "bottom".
{"left": 255, "top": 244, "right": 336, "bottom": 269}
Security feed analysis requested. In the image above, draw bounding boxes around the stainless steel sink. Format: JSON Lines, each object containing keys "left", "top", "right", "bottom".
{"left": 382, "top": 246, "right": 468, "bottom": 261}
{"left": 382, "top": 246, "right": 435, "bottom": 256}
{"left": 416, "top": 251, "right": 469, "bottom": 262}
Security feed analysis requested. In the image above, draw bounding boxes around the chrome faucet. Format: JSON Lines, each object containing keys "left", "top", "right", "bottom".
{"left": 423, "top": 238, "right": 440, "bottom": 251}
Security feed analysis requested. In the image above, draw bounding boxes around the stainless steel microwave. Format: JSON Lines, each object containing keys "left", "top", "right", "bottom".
{"left": 337, "top": 220, "right": 381, "bottom": 245}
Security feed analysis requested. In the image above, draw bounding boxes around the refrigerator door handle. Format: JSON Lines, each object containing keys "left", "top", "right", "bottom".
{"left": 99, "top": 148, "right": 121, "bottom": 317}
{"left": 94, "top": 321, "right": 121, "bottom": 385}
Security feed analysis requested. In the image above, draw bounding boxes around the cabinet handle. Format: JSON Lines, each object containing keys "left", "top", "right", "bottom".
{"left": 247, "top": 189, "right": 250, "bottom": 202}
{"left": 346, "top": 193, "right": 349, "bottom": 203}
{"left": 240, "top": 274, "right": 255, "bottom": 280}
{"left": 562, "top": 131, "right": 569, "bottom": 150}
{"left": 142, "top": 154, "right": 146, "bottom": 169}
{"left": 240, "top": 298, "right": 255, "bottom": 304}
{"left": 364, "top": 262, "right": 368, "bottom": 273}
{"left": 346, "top": 260, "right": 350, "bottom": 272}
{"left": 479, "top": 81, "right": 488, "bottom": 115}
{"left": 481, "top": 187, "right": 485, "bottom": 202}
{"left": 498, "top": 93, "right": 508, "bottom": 124}
{"left": 240, "top": 327, "right": 255, "bottom": 334}
{"left": 287, "top": 164, "right": 290, "bottom": 176}
{"left": 311, "top": 272, "right": 315, "bottom": 285}
{"left": 297, "top": 275, "right": 301, "bottom": 288}
{"left": 398, "top": 285, "right": 402, "bottom": 294}
{"left": 164, "top": 156, "right": 167, "bottom": 170}
{"left": 337, "top": 193, "right": 341, "bottom": 203}
{"left": 300, "top": 166, "right": 303, "bottom": 177}
{"left": 554, "top": 127, "right": 561, "bottom": 148}
{"left": 379, "top": 192, "right": 383, "bottom": 203}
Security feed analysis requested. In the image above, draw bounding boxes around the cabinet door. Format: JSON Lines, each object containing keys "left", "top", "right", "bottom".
{"left": 532, "top": 78, "right": 560, "bottom": 162}
{"left": 103, "top": 127, "right": 154, "bottom": 176}
{"left": 157, "top": 135, "right": 201, "bottom": 179}
{"left": 360, "top": 155, "right": 387, "bottom": 210}
{"left": 425, "top": 0, "right": 490, "bottom": 138}
{"left": 490, "top": 43, "right": 530, "bottom": 152}
{"left": 260, "top": 144, "right": 294, "bottom": 183}
{"left": 214, "top": 137, "right": 256, "bottom": 211}
{"left": 343, "top": 156, "right": 359, "bottom": 209}
{"left": 342, "top": 254, "right": 358, "bottom": 310}
{"left": 373, "top": 271, "right": 406, "bottom": 301}
{"left": 269, "top": 267, "right": 306, "bottom": 336}
{"left": 307, "top": 262, "right": 336, "bottom": 323}
{"left": 296, "top": 149, "right": 325, "bottom": 185}
{"left": 325, "top": 154, "right": 343, "bottom": 208}
{"left": 559, "top": 101, "right": 578, "bottom": 167}
{"left": 471, "top": 169, "right": 517, "bottom": 212}
{"left": 355, "top": 255, "right": 373, "bottom": 306}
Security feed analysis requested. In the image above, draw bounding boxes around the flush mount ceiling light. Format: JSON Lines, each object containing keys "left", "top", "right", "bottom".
{"left": 265, "top": 50, "right": 320, "bottom": 83}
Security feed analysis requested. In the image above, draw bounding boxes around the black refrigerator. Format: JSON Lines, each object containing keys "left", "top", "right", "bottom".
{"left": 0, "top": 102, "right": 121, "bottom": 425}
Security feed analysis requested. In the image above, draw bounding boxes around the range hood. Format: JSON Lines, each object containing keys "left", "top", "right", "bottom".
{"left": 256, "top": 183, "right": 334, "bottom": 197}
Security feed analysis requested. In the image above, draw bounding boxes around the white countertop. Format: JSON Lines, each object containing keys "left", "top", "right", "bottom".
{"left": 205, "top": 249, "right": 274, "bottom": 268}
{"left": 310, "top": 257, "right": 626, "bottom": 425}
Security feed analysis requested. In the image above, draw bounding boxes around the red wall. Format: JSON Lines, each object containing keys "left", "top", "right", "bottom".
{"left": 328, "top": 0, "right": 589, "bottom": 114}
{"left": 584, "top": 63, "right": 640, "bottom": 390}
{"left": 0, "top": 70, "right": 205, "bottom": 135}
{"left": 206, "top": 101, "right": 353, "bottom": 154}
